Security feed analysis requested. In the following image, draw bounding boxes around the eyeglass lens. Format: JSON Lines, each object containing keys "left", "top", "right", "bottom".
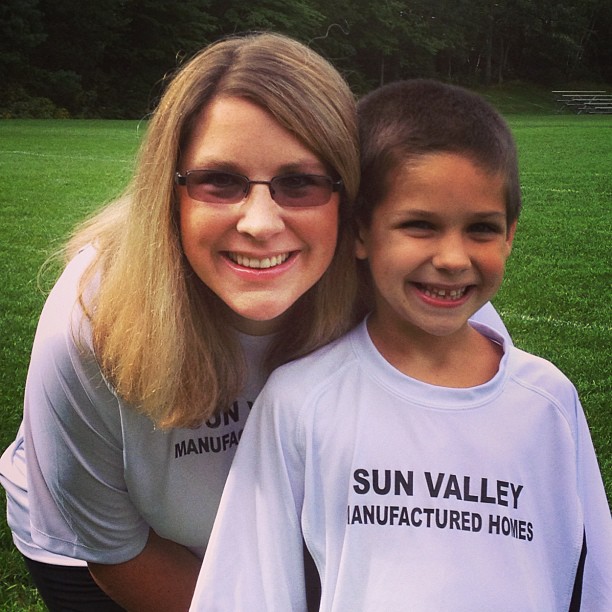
{"left": 180, "top": 170, "right": 337, "bottom": 207}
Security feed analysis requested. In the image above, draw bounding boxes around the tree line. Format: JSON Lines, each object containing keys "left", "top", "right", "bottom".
{"left": 1, "top": 0, "right": 610, "bottom": 118}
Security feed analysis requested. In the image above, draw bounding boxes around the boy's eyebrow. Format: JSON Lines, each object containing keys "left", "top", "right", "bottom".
{"left": 395, "top": 209, "right": 506, "bottom": 219}
{"left": 470, "top": 211, "right": 507, "bottom": 220}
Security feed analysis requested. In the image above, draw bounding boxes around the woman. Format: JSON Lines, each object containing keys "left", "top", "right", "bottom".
{"left": 0, "top": 32, "right": 360, "bottom": 611}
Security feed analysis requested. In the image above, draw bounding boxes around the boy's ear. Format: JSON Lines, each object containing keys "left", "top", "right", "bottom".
{"left": 505, "top": 220, "right": 518, "bottom": 255}
{"left": 354, "top": 222, "right": 369, "bottom": 260}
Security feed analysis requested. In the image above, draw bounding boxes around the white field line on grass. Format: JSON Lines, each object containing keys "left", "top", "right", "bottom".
{"left": 500, "top": 310, "right": 611, "bottom": 334}
{"left": 1, "top": 150, "right": 131, "bottom": 163}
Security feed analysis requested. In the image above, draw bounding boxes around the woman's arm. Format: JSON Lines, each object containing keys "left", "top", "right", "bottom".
{"left": 89, "top": 529, "right": 201, "bottom": 611}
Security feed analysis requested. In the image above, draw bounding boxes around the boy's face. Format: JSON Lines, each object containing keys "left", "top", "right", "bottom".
{"left": 356, "top": 152, "right": 516, "bottom": 340}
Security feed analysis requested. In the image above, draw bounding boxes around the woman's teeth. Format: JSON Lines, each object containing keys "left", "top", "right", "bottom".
{"left": 229, "top": 252, "right": 290, "bottom": 269}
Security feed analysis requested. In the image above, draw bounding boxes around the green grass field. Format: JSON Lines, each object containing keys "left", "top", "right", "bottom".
{"left": 1, "top": 113, "right": 610, "bottom": 608}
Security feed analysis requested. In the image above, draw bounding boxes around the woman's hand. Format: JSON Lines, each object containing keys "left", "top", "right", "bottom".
{"left": 88, "top": 529, "right": 201, "bottom": 611}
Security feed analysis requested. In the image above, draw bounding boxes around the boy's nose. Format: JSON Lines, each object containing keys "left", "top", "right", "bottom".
{"left": 236, "top": 185, "right": 286, "bottom": 240}
{"left": 432, "top": 235, "right": 471, "bottom": 272}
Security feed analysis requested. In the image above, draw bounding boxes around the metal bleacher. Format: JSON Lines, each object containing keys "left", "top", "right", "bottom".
{"left": 552, "top": 90, "right": 612, "bottom": 114}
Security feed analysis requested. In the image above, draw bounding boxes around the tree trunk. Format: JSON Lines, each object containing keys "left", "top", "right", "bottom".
{"left": 484, "top": 13, "right": 493, "bottom": 84}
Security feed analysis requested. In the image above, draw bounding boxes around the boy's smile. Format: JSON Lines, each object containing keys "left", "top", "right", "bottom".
{"left": 415, "top": 283, "right": 471, "bottom": 305}
{"left": 356, "top": 152, "right": 516, "bottom": 344}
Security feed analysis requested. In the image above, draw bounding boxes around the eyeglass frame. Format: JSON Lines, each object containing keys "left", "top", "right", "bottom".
{"left": 174, "top": 169, "right": 343, "bottom": 208}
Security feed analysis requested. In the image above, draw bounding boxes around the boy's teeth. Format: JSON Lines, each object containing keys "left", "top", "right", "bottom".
{"left": 229, "top": 252, "right": 289, "bottom": 269}
{"left": 422, "top": 285, "right": 467, "bottom": 300}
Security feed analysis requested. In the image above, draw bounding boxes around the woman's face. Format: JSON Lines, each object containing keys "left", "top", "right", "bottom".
{"left": 178, "top": 96, "right": 340, "bottom": 335}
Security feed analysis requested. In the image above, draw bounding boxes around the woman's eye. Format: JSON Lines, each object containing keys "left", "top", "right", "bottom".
{"left": 277, "top": 175, "right": 315, "bottom": 190}
{"left": 205, "top": 172, "right": 241, "bottom": 188}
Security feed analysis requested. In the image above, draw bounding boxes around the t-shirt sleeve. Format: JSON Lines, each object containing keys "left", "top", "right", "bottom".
{"left": 191, "top": 378, "right": 308, "bottom": 611}
{"left": 573, "top": 390, "right": 612, "bottom": 609}
{"left": 24, "top": 253, "right": 149, "bottom": 564}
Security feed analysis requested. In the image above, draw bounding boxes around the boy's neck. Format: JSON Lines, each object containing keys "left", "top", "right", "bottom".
{"left": 366, "top": 317, "right": 503, "bottom": 388}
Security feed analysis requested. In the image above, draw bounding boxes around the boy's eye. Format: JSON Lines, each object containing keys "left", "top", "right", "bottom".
{"left": 469, "top": 222, "right": 504, "bottom": 235}
{"left": 397, "top": 220, "right": 433, "bottom": 231}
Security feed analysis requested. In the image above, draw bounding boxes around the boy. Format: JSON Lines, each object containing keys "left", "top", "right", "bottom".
{"left": 190, "top": 80, "right": 612, "bottom": 611}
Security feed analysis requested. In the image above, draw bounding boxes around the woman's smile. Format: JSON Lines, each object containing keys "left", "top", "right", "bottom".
{"left": 225, "top": 251, "right": 292, "bottom": 270}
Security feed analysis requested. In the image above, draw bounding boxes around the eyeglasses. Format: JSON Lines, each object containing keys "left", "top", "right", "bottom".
{"left": 175, "top": 169, "right": 342, "bottom": 208}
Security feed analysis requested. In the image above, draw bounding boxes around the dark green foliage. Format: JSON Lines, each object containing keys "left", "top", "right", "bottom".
{"left": 0, "top": 0, "right": 45, "bottom": 83}
{"left": 1, "top": 0, "right": 611, "bottom": 117}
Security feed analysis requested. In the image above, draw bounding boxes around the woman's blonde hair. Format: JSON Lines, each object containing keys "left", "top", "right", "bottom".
{"left": 66, "top": 32, "right": 360, "bottom": 429}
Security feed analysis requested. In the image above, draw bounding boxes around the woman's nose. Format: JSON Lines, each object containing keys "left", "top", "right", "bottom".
{"left": 236, "top": 185, "right": 286, "bottom": 240}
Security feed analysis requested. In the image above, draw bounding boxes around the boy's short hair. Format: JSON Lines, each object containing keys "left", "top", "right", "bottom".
{"left": 356, "top": 79, "right": 521, "bottom": 227}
